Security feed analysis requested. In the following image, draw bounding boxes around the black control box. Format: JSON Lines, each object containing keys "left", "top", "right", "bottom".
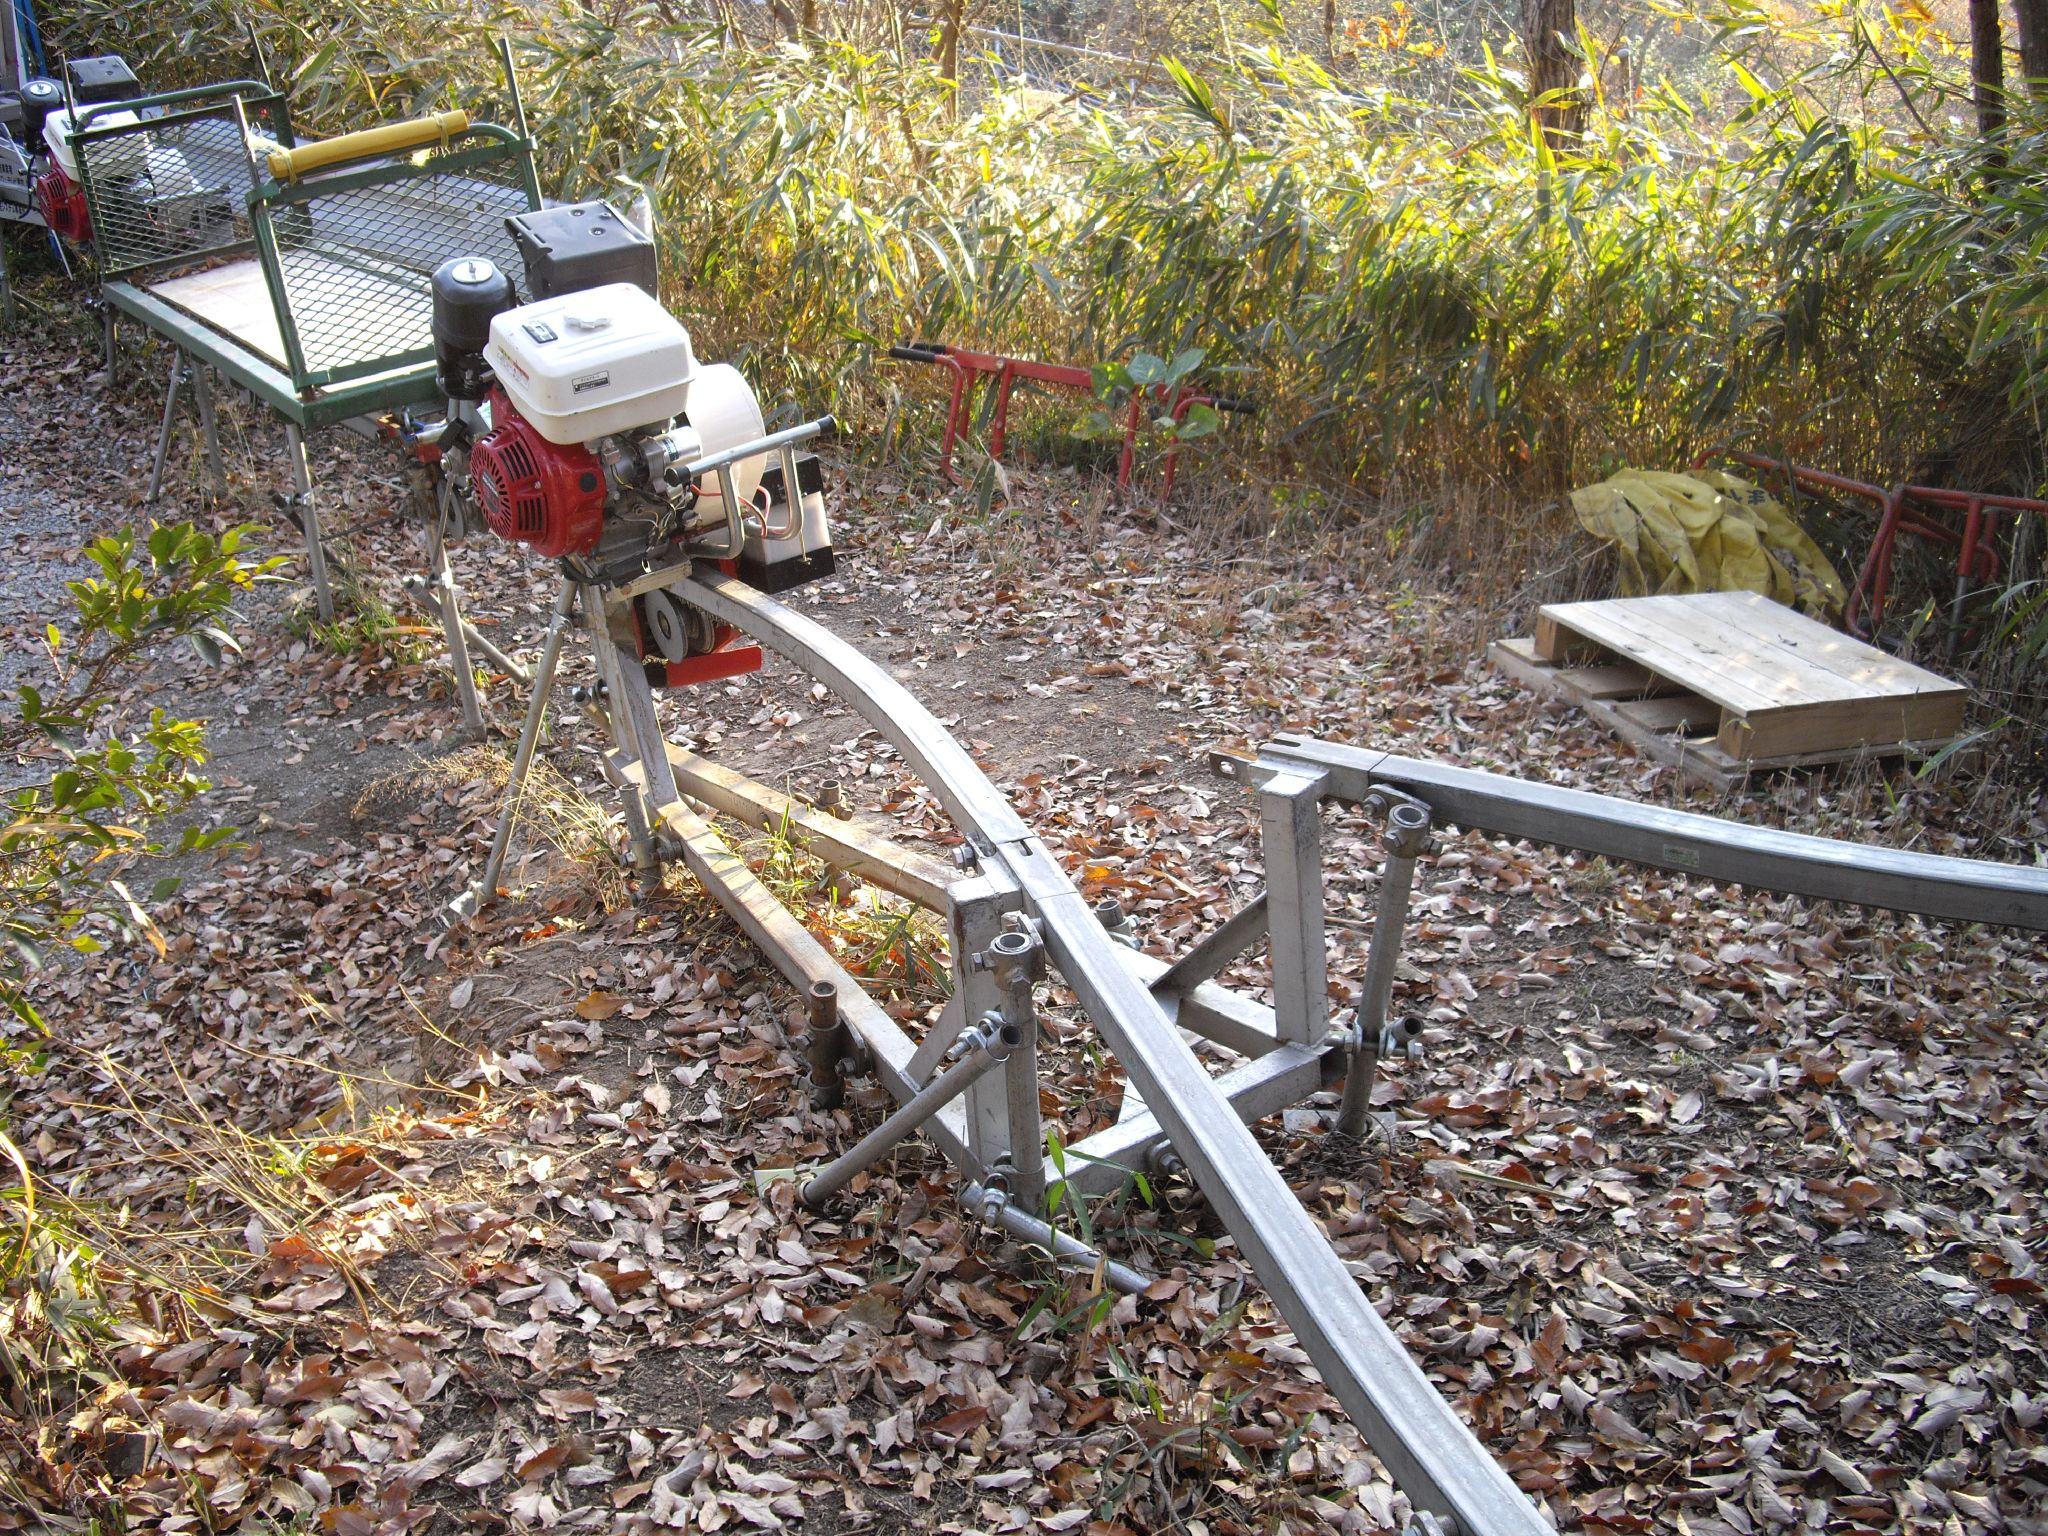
{"left": 66, "top": 56, "right": 142, "bottom": 105}
{"left": 505, "top": 201, "right": 657, "bottom": 300}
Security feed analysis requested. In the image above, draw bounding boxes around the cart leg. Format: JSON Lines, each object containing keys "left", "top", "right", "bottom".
{"left": 587, "top": 609, "right": 678, "bottom": 892}
{"left": 146, "top": 357, "right": 187, "bottom": 504}
{"left": 0, "top": 234, "right": 14, "bottom": 327}
{"left": 101, "top": 304, "right": 115, "bottom": 383}
{"left": 428, "top": 511, "right": 485, "bottom": 736}
{"left": 284, "top": 424, "right": 334, "bottom": 622}
{"left": 191, "top": 363, "right": 225, "bottom": 496}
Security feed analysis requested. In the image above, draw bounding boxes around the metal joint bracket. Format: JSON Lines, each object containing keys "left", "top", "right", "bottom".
{"left": 1360, "top": 785, "right": 1436, "bottom": 859}
{"left": 947, "top": 1012, "right": 1018, "bottom": 1066}
{"left": 975, "top": 919, "right": 1046, "bottom": 989}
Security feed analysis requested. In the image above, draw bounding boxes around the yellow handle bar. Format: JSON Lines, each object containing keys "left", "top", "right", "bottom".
{"left": 266, "top": 109, "right": 470, "bottom": 182}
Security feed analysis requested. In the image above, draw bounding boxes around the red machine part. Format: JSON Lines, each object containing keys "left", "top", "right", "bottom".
{"left": 34, "top": 168, "right": 91, "bottom": 242}
{"left": 631, "top": 571, "right": 762, "bottom": 688}
{"left": 646, "top": 631, "right": 763, "bottom": 689}
{"left": 470, "top": 387, "right": 606, "bottom": 557}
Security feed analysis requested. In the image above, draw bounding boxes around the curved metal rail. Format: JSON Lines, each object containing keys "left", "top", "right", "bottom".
{"left": 673, "top": 567, "right": 1554, "bottom": 1536}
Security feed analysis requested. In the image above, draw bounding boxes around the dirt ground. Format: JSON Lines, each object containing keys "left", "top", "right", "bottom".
{"left": 4, "top": 285, "right": 2047, "bottom": 1536}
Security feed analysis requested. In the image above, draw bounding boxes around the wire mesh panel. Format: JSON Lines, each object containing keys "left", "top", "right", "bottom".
{"left": 77, "top": 95, "right": 289, "bottom": 280}
{"left": 258, "top": 139, "right": 534, "bottom": 387}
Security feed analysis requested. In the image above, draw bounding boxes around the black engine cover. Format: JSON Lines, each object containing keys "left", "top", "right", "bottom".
{"left": 505, "top": 201, "right": 657, "bottom": 301}
{"left": 65, "top": 56, "right": 141, "bottom": 105}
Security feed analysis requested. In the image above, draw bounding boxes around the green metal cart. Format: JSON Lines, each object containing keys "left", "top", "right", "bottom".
{"left": 70, "top": 48, "right": 542, "bottom": 709}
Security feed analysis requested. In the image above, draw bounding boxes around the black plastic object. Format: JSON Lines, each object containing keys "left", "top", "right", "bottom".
{"left": 505, "top": 200, "right": 656, "bottom": 300}
{"left": 14, "top": 79, "right": 62, "bottom": 147}
{"left": 759, "top": 452, "right": 825, "bottom": 504}
{"left": 65, "top": 56, "right": 141, "bottom": 105}
{"left": 431, "top": 256, "right": 516, "bottom": 402}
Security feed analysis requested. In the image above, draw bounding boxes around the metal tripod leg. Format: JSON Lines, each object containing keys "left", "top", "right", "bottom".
{"left": 449, "top": 578, "right": 577, "bottom": 921}
{"left": 190, "top": 362, "right": 225, "bottom": 495}
{"left": 146, "top": 357, "right": 186, "bottom": 503}
{"left": 283, "top": 425, "right": 334, "bottom": 622}
{"left": 587, "top": 590, "right": 682, "bottom": 892}
{"left": 0, "top": 233, "right": 13, "bottom": 327}
{"left": 426, "top": 513, "right": 484, "bottom": 736}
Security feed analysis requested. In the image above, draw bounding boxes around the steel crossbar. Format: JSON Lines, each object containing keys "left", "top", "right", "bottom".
{"left": 1236, "top": 735, "right": 2048, "bottom": 933}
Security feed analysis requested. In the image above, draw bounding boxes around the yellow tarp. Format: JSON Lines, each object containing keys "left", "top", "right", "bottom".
{"left": 1569, "top": 469, "right": 1847, "bottom": 620}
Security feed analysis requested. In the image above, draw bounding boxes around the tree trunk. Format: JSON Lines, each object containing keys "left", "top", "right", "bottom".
{"left": 2018, "top": 0, "right": 2048, "bottom": 92}
{"left": 1520, "top": 0, "right": 1585, "bottom": 145}
{"left": 1969, "top": 0, "right": 2006, "bottom": 140}
{"left": 934, "top": 0, "right": 966, "bottom": 120}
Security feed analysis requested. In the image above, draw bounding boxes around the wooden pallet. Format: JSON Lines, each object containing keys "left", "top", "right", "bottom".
{"left": 1489, "top": 591, "right": 1968, "bottom": 786}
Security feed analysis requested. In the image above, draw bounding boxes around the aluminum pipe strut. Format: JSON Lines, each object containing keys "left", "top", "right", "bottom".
{"left": 961, "top": 1180, "right": 1154, "bottom": 1296}
{"left": 802, "top": 978, "right": 850, "bottom": 1111}
{"left": 1336, "top": 790, "right": 1434, "bottom": 1139}
{"left": 800, "top": 1016, "right": 1021, "bottom": 1209}
{"left": 447, "top": 577, "right": 578, "bottom": 922}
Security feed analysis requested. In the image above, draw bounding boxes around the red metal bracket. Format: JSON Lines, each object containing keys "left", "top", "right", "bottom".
{"left": 888, "top": 342, "right": 1252, "bottom": 502}
{"left": 647, "top": 631, "right": 763, "bottom": 690}
{"left": 1720, "top": 452, "right": 2048, "bottom": 638}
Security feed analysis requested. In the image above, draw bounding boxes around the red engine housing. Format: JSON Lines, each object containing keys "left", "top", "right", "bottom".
{"left": 34, "top": 168, "right": 91, "bottom": 242}
{"left": 471, "top": 388, "right": 606, "bottom": 557}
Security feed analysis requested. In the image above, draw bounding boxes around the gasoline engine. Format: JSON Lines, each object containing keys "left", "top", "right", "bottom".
{"left": 0, "top": 54, "right": 139, "bottom": 241}
{"left": 426, "top": 200, "right": 833, "bottom": 690}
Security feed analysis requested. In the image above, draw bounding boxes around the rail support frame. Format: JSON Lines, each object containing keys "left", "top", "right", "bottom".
{"left": 671, "top": 568, "right": 1557, "bottom": 1536}
{"left": 951, "top": 869, "right": 1047, "bottom": 1210}
{"left": 1260, "top": 767, "right": 1331, "bottom": 1045}
{"left": 1335, "top": 787, "right": 1434, "bottom": 1139}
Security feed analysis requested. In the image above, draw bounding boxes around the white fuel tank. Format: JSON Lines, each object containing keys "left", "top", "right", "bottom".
{"left": 486, "top": 282, "right": 699, "bottom": 444}
{"left": 42, "top": 106, "right": 143, "bottom": 181}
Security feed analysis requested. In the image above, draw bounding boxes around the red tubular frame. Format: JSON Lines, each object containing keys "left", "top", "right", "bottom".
{"left": 889, "top": 343, "right": 1244, "bottom": 501}
{"left": 1722, "top": 452, "right": 2048, "bottom": 637}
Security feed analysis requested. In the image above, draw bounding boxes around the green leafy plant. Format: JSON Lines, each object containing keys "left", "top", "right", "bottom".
{"left": 1076, "top": 346, "right": 1223, "bottom": 447}
{"left": 1, "top": 522, "right": 278, "bottom": 1035}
